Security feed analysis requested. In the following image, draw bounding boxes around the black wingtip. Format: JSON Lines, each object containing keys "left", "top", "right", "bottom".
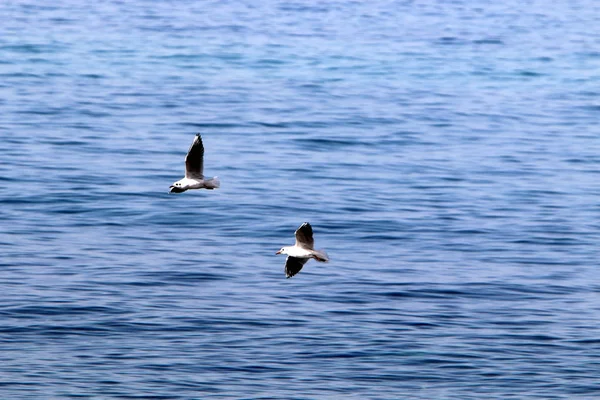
{"left": 300, "top": 222, "right": 313, "bottom": 232}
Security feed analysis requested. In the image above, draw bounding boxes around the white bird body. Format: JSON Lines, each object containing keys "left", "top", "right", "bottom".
{"left": 276, "top": 222, "right": 329, "bottom": 278}
{"left": 170, "top": 134, "right": 220, "bottom": 193}
{"left": 278, "top": 246, "right": 313, "bottom": 258}
{"left": 277, "top": 246, "right": 328, "bottom": 261}
{"left": 171, "top": 176, "right": 220, "bottom": 191}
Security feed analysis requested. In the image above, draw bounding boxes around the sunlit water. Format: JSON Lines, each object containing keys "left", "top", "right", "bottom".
{"left": 1, "top": 1, "right": 600, "bottom": 398}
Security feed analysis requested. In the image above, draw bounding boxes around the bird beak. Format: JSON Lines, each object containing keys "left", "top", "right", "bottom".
{"left": 276, "top": 250, "right": 282, "bottom": 255}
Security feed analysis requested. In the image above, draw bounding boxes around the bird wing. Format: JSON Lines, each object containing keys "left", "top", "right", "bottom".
{"left": 185, "top": 134, "right": 204, "bottom": 179}
{"left": 285, "top": 256, "right": 309, "bottom": 278}
{"left": 294, "top": 222, "right": 314, "bottom": 250}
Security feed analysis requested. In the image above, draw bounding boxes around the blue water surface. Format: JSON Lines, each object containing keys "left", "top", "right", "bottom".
{"left": 1, "top": 0, "right": 600, "bottom": 398}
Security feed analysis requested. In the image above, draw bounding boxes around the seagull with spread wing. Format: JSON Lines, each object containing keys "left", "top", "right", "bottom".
{"left": 276, "top": 222, "right": 329, "bottom": 278}
{"left": 170, "top": 134, "right": 220, "bottom": 193}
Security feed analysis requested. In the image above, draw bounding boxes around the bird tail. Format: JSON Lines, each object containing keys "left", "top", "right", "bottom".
{"left": 206, "top": 176, "right": 220, "bottom": 189}
{"left": 312, "top": 249, "right": 329, "bottom": 262}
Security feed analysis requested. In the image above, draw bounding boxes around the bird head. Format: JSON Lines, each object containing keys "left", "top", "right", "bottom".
{"left": 169, "top": 181, "right": 186, "bottom": 193}
{"left": 276, "top": 247, "right": 288, "bottom": 255}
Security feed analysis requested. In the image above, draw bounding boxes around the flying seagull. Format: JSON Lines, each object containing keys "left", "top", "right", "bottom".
{"left": 276, "top": 222, "right": 329, "bottom": 278}
{"left": 170, "top": 134, "right": 220, "bottom": 193}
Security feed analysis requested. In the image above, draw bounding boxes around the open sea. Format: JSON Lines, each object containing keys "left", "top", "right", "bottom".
{"left": 1, "top": 0, "right": 600, "bottom": 398}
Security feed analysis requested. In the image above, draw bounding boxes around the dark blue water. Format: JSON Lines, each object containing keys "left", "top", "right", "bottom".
{"left": 2, "top": 1, "right": 600, "bottom": 398}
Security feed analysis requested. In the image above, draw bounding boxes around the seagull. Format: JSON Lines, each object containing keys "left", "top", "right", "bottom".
{"left": 276, "top": 222, "right": 329, "bottom": 278}
{"left": 170, "top": 133, "right": 220, "bottom": 193}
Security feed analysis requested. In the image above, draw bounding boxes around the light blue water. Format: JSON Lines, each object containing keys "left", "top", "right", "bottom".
{"left": 1, "top": 0, "right": 600, "bottom": 398}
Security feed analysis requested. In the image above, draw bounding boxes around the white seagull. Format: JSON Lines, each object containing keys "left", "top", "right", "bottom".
{"left": 276, "top": 222, "right": 329, "bottom": 278}
{"left": 170, "top": 134, "right": 220, "bottom": 193}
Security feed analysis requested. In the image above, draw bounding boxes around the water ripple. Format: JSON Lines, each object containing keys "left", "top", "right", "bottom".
{"left": 1, "top": 0, "right": 599, "bottom": 398}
